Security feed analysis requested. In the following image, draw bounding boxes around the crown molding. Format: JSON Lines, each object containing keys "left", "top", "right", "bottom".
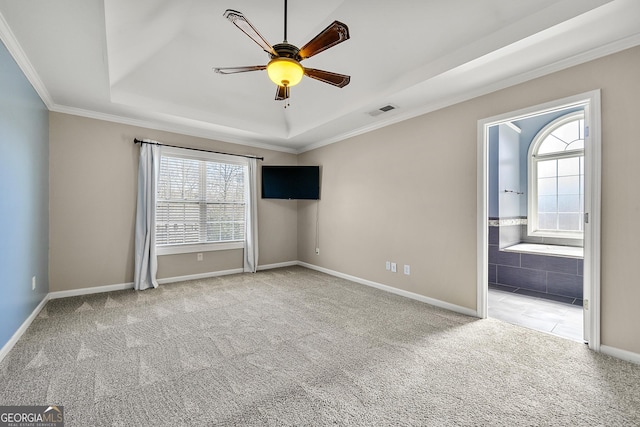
{"left": 298, "top": 33, "right": 640, "bottom": 154}
{"left": 49, "top": 104, "right": 299, "bottom": 155}
{"left": 0, "top": 10, "right": 54, "bottom": 108}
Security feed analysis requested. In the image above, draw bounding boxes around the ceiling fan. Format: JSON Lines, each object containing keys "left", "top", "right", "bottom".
{"left": 213, "top": 0, "right": 350, "bottom": 105}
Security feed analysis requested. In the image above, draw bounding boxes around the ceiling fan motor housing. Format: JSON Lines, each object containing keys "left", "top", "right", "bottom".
{"left": 271, "top": 43, "right": 301, "bottom": 60}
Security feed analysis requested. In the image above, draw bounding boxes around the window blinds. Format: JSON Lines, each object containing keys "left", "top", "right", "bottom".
{"left": 156, "top": 155, "right": 246, "bottom": 246}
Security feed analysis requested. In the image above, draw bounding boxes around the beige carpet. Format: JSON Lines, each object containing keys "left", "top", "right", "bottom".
{"left": 1, "top": 266, "right": 639, "bottom": 426}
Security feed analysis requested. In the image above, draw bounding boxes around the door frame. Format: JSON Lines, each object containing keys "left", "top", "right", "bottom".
{"left": 476, "top": 90, "right": 601, "bottom": 351}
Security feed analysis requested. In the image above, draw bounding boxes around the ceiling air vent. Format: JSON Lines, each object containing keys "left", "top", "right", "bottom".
{"left": 367, "top": 104, "right": 397, "bottom": 117}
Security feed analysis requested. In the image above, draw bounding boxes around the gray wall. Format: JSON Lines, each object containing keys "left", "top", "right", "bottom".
{"left": 3, "top": 40, "right": 640, "bottom": 358}
{"left": 298, "top": 46, "right": 640, "bottom": 355}
{"left": 0, "top": 41, "right": 49, "bottom": 349}
{"left": 49, "top": 113, "right": 299, "bottom": 291}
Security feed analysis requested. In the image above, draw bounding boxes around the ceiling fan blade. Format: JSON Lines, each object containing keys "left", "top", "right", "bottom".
{"left": 213, "top": 65, "right": 267, "bottom": 74}
{"left": 275, "top": 85, "right": 289, "bottom": 101}
{"left": 298, "top": 21, "right": 350, "bottom": 60}
{"left": 304, "top": 68, "right": 350, "bottom": 88}
{"left": 223, "top": 9, "right": 277, "bottom": 56}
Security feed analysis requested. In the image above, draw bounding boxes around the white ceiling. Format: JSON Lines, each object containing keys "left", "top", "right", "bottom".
{"left": 1, "top": 0, "right": 639, "bottom": 153}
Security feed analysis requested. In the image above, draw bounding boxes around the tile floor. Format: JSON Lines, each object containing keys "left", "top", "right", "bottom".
{"left": 488, "top": 287, "right": 584, "bottom": 342}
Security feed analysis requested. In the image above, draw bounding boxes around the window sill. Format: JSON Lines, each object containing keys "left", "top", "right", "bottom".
{"left": 503, "top": 243, "right": 583, "bottom": 259}
{"left": 527, "top": 229, "right": 583, "bottom": 240}
{"left": 156, "top": 241, "right": 244, "bottom": 255}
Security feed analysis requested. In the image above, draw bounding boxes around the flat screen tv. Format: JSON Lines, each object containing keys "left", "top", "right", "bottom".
{"left": 262, "top": 166, "right": 320, "bottom": 200}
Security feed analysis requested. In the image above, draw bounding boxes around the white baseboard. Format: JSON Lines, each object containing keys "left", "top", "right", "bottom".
{"left": 0, "top": 294, "right": 49, "bottom": 363}
{"left": 51, "top": 262, "right": 476, "bottom": 321}
{"left": 157, "top": 268, "right": 244, "bottom": 285}
{"left": 298, "top": 262, "right": 478, "bottom": 318}
{"left": 257, "top": 261, "right": 299, "bottom": 271}
{"left": 47, "top": 268, "right": 248, "bottom": 299}
{"left": 600, "top": 345, "right": 640, "bottom": 365}
{"left": 49, "top": 282, "right": 134, "bottom": 299}
{"left": 7, "top": 263, "right": 638, "bottom": 368}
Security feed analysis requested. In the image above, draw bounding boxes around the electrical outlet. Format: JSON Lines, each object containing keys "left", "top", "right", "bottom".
{"left": 32, "top": 276, "right": 36, "bottom": 290}
{"left": 315, "top": 248, "right": 320, "bottom": 255}
{"left": 197, "top": 253, "right": 203, "bottom": 261}
{"left": 385, "top": 261, "right": 391, "bottom": 271}
{"left": 391, "top": 262, "right": 397, "bottom": 273}
{"left": 404, "top": 265, "right": 411, "bottom": 275}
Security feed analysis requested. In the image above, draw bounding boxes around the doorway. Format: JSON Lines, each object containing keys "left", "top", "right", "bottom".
{"left": 477, "top": 91, "right": 601, "bottom": 350}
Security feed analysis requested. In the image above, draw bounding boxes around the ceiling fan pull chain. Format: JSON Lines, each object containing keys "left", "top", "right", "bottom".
{"left": 284, "top": 85, "right": 291, "bottom": 108}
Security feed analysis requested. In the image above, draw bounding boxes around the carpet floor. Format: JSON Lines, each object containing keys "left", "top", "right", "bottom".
{"left": 1, "top": 266, "right": 639, "bottom": 426}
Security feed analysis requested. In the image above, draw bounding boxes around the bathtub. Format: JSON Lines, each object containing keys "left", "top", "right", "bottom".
{"left": 502, "top": 243, "right": 583, "bottom": 259}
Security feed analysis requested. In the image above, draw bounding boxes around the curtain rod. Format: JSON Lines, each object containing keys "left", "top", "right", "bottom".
{"left": 133, "top": 138, "right": 264, "bottom": 161}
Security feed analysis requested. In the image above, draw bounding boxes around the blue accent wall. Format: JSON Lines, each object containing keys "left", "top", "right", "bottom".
{"left": 490, "top": 106, "right": 586, "bottom": 219}
{"left": 0, "top": 40, "right": 49, "bottom": 350}
{"left": 497, "top": 123, "right": 521, "bottom": 218}
{"left": 514, "top": 106, "right": 584, "bottom": 214}
{"left": 488, "top": 126, "right": 499, "bottom": 218}
{"left": 488, "top": 123, "right": 523, "bottom": 218}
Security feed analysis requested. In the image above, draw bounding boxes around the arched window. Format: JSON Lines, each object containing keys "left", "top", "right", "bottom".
{"left": 528, "top": 112, "right": 584, "bottom": 238}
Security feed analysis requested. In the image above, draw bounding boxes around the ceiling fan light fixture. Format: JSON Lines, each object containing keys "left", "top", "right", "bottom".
{"left": 267, "top": 57, "right": 304, "bottom": 87}
{"left": 215, "top": 3, "right": 350, "bottom": 102}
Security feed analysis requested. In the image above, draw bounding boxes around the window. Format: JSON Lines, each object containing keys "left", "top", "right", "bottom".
{"left": 155, "top": 147, "right": 248, "bottom": 254}
{"left": 528, "top": 112, "right": 584, "bottom": 239}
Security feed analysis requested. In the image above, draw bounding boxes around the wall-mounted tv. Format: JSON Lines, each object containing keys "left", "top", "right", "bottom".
{"left": 262, "top": 166, "right": 320, "bottom": 200}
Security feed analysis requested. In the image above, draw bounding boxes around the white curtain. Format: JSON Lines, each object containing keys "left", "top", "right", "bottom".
{"left": 243, "top": 158, "right": 259, "bottom": 272}
{"left": 134, "top": 142, "right": 160, "bottom": 290}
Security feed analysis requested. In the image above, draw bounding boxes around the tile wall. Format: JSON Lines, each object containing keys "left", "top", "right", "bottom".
{"left": 488, "top": 225, "right": 583, "bottom": 305}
